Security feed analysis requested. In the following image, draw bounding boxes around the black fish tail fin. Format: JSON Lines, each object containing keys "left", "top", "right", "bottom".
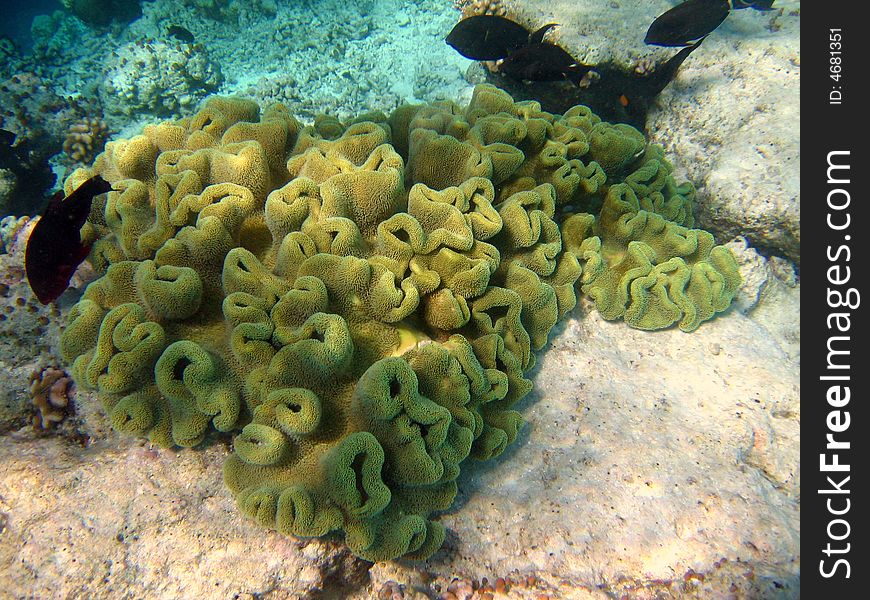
{"left": 647, "top": 37, "right": 705, "bottom": 96}
{"left": 665, "top": 36, "right": 704, "bottom": 72}
{"left": 529, "top": 23, "right": 559, "bottom": 45}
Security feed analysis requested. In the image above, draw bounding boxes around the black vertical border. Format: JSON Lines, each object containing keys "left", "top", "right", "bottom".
{"left": 803, "top": 1, "right": 867, "bottom": 595}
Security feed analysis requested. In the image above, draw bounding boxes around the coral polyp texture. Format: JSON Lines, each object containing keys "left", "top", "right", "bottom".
{"left": 60, "top": 85, "right": 739, "bottom": 561}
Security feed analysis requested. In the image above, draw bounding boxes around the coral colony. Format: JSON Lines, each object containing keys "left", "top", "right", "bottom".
{"left": 56, "top": 85, "right": 739, "bottom": 561}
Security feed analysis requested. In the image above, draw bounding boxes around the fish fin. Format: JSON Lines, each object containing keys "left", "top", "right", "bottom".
{"left": 529, "top": 23, "right": 559, "bottom": 46}
{"left": 647, "top": 37, "right": 705, "bottom": 96}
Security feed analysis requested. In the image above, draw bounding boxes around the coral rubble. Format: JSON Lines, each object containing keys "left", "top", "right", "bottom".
{"left": 60, "top": 85, "right": 737, "bottom": 561}
{"left": 179, "top": 0, "right": 278, "bottom": 24}
{"left": 0, "top": 217, "right": 59, "bottom": 354}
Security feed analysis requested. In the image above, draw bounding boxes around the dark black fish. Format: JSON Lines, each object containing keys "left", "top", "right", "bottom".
{"left": 25, "top": 175, "right": 112, "bottom": 304}
{"left": 167, "top": 25, "right": 195, "bottom": 44}
{"left": 645, "top": 0, "right": 731, "bottom": 46}
{"left": 732, "top": 0, "right": 775, "bottom": 9}
{"left": 586, "top": 39, "right": 706, "bottom": 125}
{"left": 499, "top": 43, "right": 593, "bottom": 87}
{"left": 445, "top": 15, "right": 531, "bottom": 60}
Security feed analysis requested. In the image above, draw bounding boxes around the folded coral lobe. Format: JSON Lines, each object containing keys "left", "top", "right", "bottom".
{"left": 25, "top": 175, "right": 112, "bottom": 304}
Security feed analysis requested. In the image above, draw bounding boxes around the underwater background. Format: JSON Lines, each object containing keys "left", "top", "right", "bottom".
{"left": 0, "top": 1, "right": 799, "bottom": 598}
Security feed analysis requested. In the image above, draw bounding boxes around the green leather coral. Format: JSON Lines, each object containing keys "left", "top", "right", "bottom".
{"left": 561, "top": 182, "right": 740, "bottom": 332}
{"left": 60, "top": 85, "right": 738, "bottom": 561}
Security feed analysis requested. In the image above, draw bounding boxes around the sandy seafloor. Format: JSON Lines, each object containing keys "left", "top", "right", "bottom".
{"left": 0, "top": 1, "right": 800, "bottom": 598}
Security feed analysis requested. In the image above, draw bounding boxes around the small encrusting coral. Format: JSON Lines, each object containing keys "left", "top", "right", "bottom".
{"left": 29, "top": 367, "right": 75, "bottom": 429}
{"left": 0, "top": 216, "right": 30, "bottom": 253}
{"left": 60, "top": 85, "right": 738, "bottom": 561}
{"left": 374, "top": 570, "right": 544, "bottom": 599}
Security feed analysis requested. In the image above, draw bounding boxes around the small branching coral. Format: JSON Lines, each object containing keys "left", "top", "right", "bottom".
{"left": 63, "top": 116, "right": 109, "bottom": 164}
{"left": 60, "top": 85, "right": 738, "bottom": 561}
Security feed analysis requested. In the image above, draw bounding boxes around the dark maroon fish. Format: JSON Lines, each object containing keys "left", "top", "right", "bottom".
{"left": 499, "top": 43, "right": 593, "bottom": 87}
{"left": 25, "top": 175, "right": 112, "bottom": 304}
{"left": 644, "top": 0, "right": 730, "bottom": 47}
{"left": 445, "top": 14, "right": 532, "bottom": 60}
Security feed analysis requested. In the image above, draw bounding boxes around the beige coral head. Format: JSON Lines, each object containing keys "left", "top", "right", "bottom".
{"left": 456, "top": 0, "right": 510, "bottom": 18}
{"left": 64, "top": 116, "right": 109, "bottom": 164}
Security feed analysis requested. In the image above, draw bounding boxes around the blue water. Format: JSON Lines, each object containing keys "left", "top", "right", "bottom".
{"left": 1, "top": 0, "right": 62, "bottom": 49}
